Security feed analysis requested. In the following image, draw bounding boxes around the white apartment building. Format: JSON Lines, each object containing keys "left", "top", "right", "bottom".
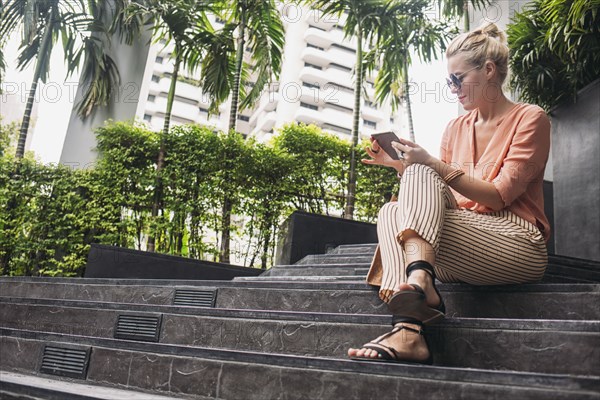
{"left": 138, "top": 6, "right": 407, "bottom": 143}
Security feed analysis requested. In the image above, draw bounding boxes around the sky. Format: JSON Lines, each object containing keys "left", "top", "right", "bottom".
{"left": 1, "top": 29, "right": 458, "bottom": 165}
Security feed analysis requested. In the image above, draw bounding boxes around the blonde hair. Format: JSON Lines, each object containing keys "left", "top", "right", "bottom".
{"left": 446, "top": 22, "right": 509, "bottom": 84}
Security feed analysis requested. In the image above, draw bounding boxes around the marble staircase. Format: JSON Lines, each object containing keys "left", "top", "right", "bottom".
{"left": 0, "top": 244, "right": 599, "bottom": 399}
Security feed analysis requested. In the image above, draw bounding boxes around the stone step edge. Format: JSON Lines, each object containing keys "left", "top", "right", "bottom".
{"left": 2, "top": 328, "right": 598, "bottom": 394}
{"left": 0, "top": 370, "right": 192, "bottom": 400}
{"left": 333, "top": 247, "right": 600, "bottom": 267}
{"left": 1, "top": 277, "right": 597, "bottom": 293}
{"left": 2, "top": 298, "right": 599, "bottom": 332}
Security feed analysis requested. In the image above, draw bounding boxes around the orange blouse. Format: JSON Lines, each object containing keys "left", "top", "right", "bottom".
{"left": 440, "top": 103, "right": 552, "bottom": 242}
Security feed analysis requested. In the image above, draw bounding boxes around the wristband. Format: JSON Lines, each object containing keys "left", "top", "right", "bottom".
{"left": 443, "top": 168, "right": 465, "bottom": 184}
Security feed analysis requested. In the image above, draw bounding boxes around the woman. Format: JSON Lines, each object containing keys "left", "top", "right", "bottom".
{"left": 348, "top": 22, "right": 551, "bottom": 364}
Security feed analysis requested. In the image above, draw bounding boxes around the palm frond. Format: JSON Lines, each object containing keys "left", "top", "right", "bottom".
{"left": 75, "top": 35, "right": 121, "bottom": 117}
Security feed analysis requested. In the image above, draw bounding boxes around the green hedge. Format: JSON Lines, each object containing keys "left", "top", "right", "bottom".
{"left": 0, "top": 121, "right": 398, "bottom": 276}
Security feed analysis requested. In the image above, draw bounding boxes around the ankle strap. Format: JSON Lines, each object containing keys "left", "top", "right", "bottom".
{"left": 392, "top": 315, "right": 423, "bottom": 326}
{"left": 392, "top": 323, "right": 425, "bottom": 335}
{"left": 406, "top": 260, "right": 435, "bottom": 280}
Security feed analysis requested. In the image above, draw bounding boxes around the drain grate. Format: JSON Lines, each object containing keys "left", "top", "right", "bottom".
{"left": 173, "top": 289, "right": 217, "bottom": 307}
{"left": 114, "top": 314, "right": 162, "bottom": 342}
{"left": 40, "top": 345, "right": 90, "bottom": 379}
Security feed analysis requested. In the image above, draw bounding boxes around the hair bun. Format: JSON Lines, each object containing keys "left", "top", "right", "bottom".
{"left": 477, "top": 21, "right": 507, "bottom": 44}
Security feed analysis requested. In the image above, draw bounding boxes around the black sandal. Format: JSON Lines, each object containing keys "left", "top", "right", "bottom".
{"left": 349, "top": 323, "right": 433, "bottom": 365}
{"left": 387, "top": 260, "right": 446, "bottom": 325}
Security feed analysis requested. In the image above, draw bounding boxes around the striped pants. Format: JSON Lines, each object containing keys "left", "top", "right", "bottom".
{"left": 376, "top": 164, "right": 548, "bottom": 303}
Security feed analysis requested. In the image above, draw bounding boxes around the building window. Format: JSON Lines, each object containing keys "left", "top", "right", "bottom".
{"left": 326, "top": 102, "right": 352, "bottom": 113}
{"left": 238, "top": 115, "right": 250, "bottom": 122}
{"left": 300, "top": 102, "right": 318, "bottom": 111}
{"left": 331, "top": 43, "right": 355, "bottom": 54}
{"left": 390, "top": 117, "right": 395, "bottom": 124}
{"left": 329, "top": 63, "right": 352, "bottom": 72}
{"left": 304, "top": 62, "right": 322, "bottom": 70}
{"left": 307, "top": 43, "right": 324, "bottom": 51}
{"left": 322, "top": 123, "right": 351, "bottom": 135}
{"left": 215, "top": 17, "right": 225, "bottom": 24}
{"left": 143, "top": 114, "right": 152, "bottom": 122}
{"left": 151, "top": 75, "right": 160, "bottom": 83}
{"left": 148, "top": 94, "right": 156, "bottom": 102}
{"left": 308, "top": 24, "right": 326, "bottom": 31}
{"left": 364, "top": 99, "right": 375, "bottom": 108}
{"left": 302, "top": 81, "right": 320, "bottom": 89}
{"left": 364, "top": 119, "right": 377, "bottom": 129}
{"left": 155, "top": 56, "right": 164, "bottom": 64}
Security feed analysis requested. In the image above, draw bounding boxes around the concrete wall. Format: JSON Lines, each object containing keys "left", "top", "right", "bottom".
{"left": 551, "top": 79, "right": 600, "bottom": 261}
{"left": 59, "top": 11, "right": 152, "bottom": 169}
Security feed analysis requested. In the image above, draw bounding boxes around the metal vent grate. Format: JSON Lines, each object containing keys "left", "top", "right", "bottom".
{"left": 173, "top": 289, "right": 217, "bottom": 307}
{"left": 40, "top": 345, "right": 90, "bottom": 379}
{"left": 114, "top": 314, "right": 162, "bottom": 342}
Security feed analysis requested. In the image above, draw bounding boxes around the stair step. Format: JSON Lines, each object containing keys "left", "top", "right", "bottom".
{"left": 2, "top": 242, "right": 600, "bottom": 399}
{"left": 267, "top": 265, "right": 368, "bottom": 277}
{"left": 1, "top": 301, "right": 599, "bottom": 375}
{"left": 296, "top": 254, "right": 374, "bottom": 264}
{"left": 0, "top": 370, "right": 190, "bottom": 400}
{"left": 1, "top": 279, "right": 598, "bottom": 320}
{"left": 2, "top": 329, "right": 598, "bottom": 400}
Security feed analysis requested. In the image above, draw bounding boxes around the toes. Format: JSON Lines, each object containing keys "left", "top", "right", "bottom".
{"left": 349, "top": 347, "right": 382, "bottom": 359}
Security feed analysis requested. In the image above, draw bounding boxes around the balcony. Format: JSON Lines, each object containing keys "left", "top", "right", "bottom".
{"left": 326, "top": 46, "right": 356, "bottom": 70}
{"left": 303, "top": 26, "right": 334, "bottom": 49}
{"left": 361, "top": 104, "right": 385, "bottom": 122}
{"left": 256, "top": 111, "right": 277, "bottom": 132}
{"left": 304, "top": 10, "right": 336, "bottom": 31}
{"left": 299, "top": 66, "right": 330, "bottom": 87}
{"left": 320, "top": 106, "right": 353, "bottom": 131}
{"left": 301, "top": 46, "right": 330, "bottom": 67}
{"left": 294, "top": 106, "right": 325, "bottom": 126}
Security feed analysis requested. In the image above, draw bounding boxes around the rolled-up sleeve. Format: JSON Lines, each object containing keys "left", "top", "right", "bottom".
{"left": 492, "top": 108, "right": 551, "bottom": 207}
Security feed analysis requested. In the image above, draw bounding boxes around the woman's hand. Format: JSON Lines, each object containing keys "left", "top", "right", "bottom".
{"left": 361, "top": 137, "right": 406, "bottom": 174}
{"left": 361, "top": 136, "right": 434, "bottom": 174}
{"left": 391, "top": 138, "right": 434, "bottom": 166}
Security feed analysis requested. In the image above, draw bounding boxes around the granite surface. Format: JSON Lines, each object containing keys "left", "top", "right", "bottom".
{"left": 2, "top": 335, "right": 597, "bottom": 400}
{"left": 1, "top": 302, "right": 598, "bottom": 375}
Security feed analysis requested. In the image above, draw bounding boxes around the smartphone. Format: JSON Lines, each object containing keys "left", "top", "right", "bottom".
{"left": 371, "top": 131, "right": 403, "bottom": 160}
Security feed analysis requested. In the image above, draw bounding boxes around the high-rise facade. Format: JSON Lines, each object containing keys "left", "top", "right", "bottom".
{"left": 138, "top": 6, "right": 407, "bottom": 142}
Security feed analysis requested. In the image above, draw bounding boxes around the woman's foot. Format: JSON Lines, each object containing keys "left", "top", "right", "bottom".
{"left": 347, "top": 323, "right": 431, "bottom": 363}
{"left": 397, "top": 269, "right": 442, "bottom": 309}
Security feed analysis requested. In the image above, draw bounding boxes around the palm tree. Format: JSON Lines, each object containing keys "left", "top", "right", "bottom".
{"left": 0, "top": 0, "right": 122, "bottom": 160}
{"left": 438, "top": 0, "right": 492, "bottom": 32}
{"left": 302, "top": 0, "right": 397, "bottom": 220}
{"left": 114, "top": 0, "right": 214, "bottom": 252}
{"left": 372, "top": 0, "right": 493, "bottom": 145}
{"left": 373, "top": 0, "right": 455, "bottom": 142}
{"left": 192, "top": 0, "right": 284, "bottom": 262}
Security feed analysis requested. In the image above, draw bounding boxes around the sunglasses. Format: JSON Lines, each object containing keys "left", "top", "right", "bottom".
{"left": 446, "top": 65, "right": 481, "bottom": 90}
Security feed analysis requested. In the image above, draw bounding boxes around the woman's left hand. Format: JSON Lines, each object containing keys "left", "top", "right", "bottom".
{"left": 392, "top": 138, "right": 433, "bottom": 166}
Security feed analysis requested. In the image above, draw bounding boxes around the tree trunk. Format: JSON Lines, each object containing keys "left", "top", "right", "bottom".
{"left": 1, "top": 8, "right": 55, "bottom": 274}
{"left": 16, "top": 8, "right": 55, "bottom": 160}
{"left": 147, "top": 47, "right": 182, "bottom": 252}
{"left": 228, "top": 8, "right": 246, "bottom": 132}
{"left": 344, "top": 25, "right": 363, "bottom": 220}
{"left": 404, "top": 58, "right": 415, "bottom": 142}
{"left": 463, "top": 1, "right": 470, "bottom": 32}
{"left": 220, "top": 5, "right": 247, "bottom": 263}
